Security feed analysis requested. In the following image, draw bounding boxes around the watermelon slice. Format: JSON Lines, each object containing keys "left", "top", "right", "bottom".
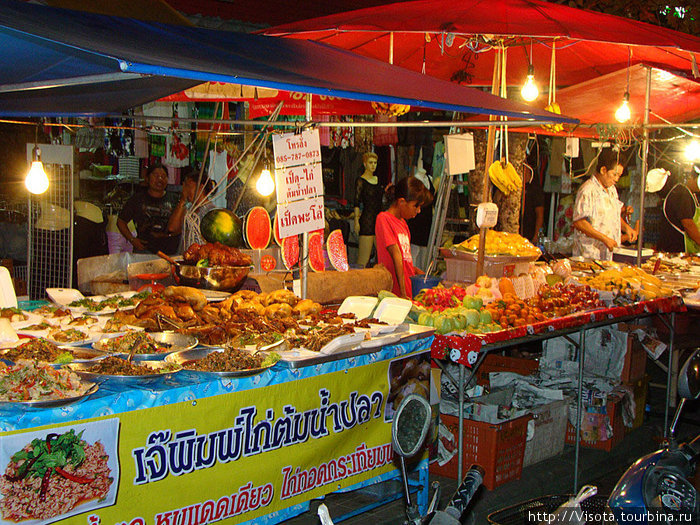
{"left": 309, "top": 231, "right": 325, "bottom": 272}
{"left": 281, "top": 235, "right": 299, "bottom": 270}
{"left": 326, "top": 229, "right": 349, "bottom": 272}
{"left": 272, "top": 213, "right": 283, "bottom": 247}
{"left": 245, "top": 207, "right": 271, "bottom": 250}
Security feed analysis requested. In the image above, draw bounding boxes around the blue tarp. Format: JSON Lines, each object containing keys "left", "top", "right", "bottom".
{"left": 0, "top": 1, "right": 575, "bottom": 122}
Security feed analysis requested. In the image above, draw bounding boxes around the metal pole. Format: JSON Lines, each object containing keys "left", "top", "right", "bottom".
{"left": 458, "top": 363, "right": 465, "bottom": 482}
{"left": 664, "top": 312, "right": 675, "bottom": 436}
{"left": 300, "top": 94, "right": 313, "bottom": 300}
{"left": 637, "top": 66, "right": 652, "bottom": 266}
{"left": 574, "top": 329, "right": 586, "bottom": 492}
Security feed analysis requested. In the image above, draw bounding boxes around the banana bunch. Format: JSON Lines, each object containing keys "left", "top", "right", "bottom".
{"left": 488, "top": 160, "right": 522, "bottom": 195}
{"left": 579, "top": 265, "right": 673, "bottom": 299}
{"left": 542, "top": 102, "right": 565, "bottom": 133}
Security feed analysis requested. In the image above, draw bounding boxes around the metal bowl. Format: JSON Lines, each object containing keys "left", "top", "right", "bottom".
{"left": 92, "top": 332, "right": 198, "bottom": 360}
{"left": 175, "top": 264, "right": 252, "bottom": 292}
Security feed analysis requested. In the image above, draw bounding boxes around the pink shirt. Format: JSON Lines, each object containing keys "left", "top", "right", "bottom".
{"left": 375, "top": 211, "right": 415, "bottom": 297}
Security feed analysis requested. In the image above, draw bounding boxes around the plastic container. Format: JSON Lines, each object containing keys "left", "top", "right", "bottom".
{"left": 430, "top": 413, "right": 530, "bottom": 490}
{"left": 410, "top": 274, "right": 441, "bottom": 298}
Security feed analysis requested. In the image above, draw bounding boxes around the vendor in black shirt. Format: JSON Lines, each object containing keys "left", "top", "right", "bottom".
{"left": 117, "top": 164, "right": 181, "bottom": 254}
{"left": 521, "top": 170, "right": 545, "bottom": 244}
{"left": 660, "top": 168, "right": 700, "bottom": 253}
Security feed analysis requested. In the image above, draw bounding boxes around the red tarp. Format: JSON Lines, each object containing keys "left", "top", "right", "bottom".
{"left": 265, "top": 0, "right": 700, "bottom": 88}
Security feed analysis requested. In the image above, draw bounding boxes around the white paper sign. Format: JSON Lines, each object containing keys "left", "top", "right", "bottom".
{"left": 272, "top": 129, "right": 321, "bottom": 168}
{"left": 275, "top": 163, "right": 323, "bottom": 203}
{"left": 445, "top": 133, "right": 476, "bottom": 175}
{"left": 276, "top": 196, "right": 325, "bottom": 238}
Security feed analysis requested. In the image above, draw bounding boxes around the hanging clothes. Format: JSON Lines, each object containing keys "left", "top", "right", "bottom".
{"left": 207, "top": 148, "right": 229, "bottom": 209}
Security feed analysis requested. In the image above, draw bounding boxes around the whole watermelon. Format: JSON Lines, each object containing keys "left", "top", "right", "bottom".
{"left": 200, "top": 208, "right": 243, "bottom": 248}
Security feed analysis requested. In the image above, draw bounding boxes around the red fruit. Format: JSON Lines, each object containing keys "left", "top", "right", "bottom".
{"left": 326, "top": 229, "right": 349, "bottom": 272}
{"left": 309, "top": 231, "right": 326, "bottom": 272}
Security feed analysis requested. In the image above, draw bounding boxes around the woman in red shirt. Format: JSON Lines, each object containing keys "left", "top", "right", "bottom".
{"left": 375, "top": 176, "right": 433, "bottom": 298}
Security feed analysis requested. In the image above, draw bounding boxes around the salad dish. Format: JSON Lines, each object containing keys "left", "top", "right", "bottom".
{"left": 167, "top": 346, "right": 280, "bottom": 377}
{"left": 93, "top": 332, "right": 197, "bottom": 359}
{"left": 0, "top": 360, "right": 98, "bottom": 406}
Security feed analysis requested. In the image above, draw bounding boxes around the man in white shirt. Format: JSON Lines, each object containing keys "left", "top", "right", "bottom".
{"left": 572, "top": 149, "right": 637, "bottom": 260}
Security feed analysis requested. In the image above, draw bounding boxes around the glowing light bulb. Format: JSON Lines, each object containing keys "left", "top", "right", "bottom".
{"left": 256, "top": 168, "right": 275, "bottom": 197}
{"left": 686, "top": 140, "right": 700, "bottom": 162}
{"left": 615, "top": 92, "right": 631, "bottom": 123}
{"left": 521, "top": 64, "right": 539, "bottom": 102}
{"left": 25, "top": 156, "right": 49, "bottom": 195}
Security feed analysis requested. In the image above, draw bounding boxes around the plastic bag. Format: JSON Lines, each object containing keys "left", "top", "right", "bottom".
{"left": 539, "top": 485, "right": 597, "bottom": 525}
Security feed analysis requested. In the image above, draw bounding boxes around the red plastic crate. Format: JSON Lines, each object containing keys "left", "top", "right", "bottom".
{"left": 565, "top": 396, "right": 624, "bottom": 452}
{"left": 475, "top": 354, "right": 539, "bottom": 386}
{"left": 430, "top": 413, "right": 530, "bottom": 490}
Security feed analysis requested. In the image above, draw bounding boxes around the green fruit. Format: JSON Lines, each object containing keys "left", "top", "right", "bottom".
{"left": 480, "top": 310, "right": 493, "bottom": 324}
{"left": 417, "top": 312, "right": 433, "bottom": 327}
{"left": 464, "top": 309, "right": 480, "bottom": 328}
{"left": 463, "top": 295, "right": 483, "bottom": 310}
{"left": 200, "top": 208, "right": 243, "bottom": 248}
{"left": 434, "top": 315, "right": 455, "bottom": 335}
{"left": 453, "top": 314, "right": 467, "bottom": 330}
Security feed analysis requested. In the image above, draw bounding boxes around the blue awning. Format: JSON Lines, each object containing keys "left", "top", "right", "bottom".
{"left": 0, "top": 1, "right": 576, "bottom": 123}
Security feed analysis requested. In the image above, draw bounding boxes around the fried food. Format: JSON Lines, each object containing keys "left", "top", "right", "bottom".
{"left": 183, "top": 242, "right": 252, "bottom": 267}
{"left": 163, "top": 286, "right": 207, "bottom": 311}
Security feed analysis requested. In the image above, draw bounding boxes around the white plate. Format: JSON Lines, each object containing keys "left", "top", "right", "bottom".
{"left": 46, "top": 287, "right": 85, "bottom": 306}
{"left": 319, "top": 332, "right": 366, "bottom": 355}
{"left": 373, "top": 297, "right": 413, "bottom": 325}
{"left": 359, "top": 333, "right": 403, "bottom": 349}
{"left": 337, "top": 296, "right": 378, "bottom": 320}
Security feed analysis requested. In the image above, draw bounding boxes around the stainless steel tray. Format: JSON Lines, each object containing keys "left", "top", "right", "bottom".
{"left": 93, "top": 332, "right": 197, "bottom": 360}
{"left": 0, "top": 382, "right": 99, "bottom": 409}
{"left": 166, "top": 347, "right": 278, "bottom": 377}
{"left": 65, "top": 360, "right": 180, "bottom": 385}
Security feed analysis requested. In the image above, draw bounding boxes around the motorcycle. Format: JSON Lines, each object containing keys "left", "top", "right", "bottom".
{"left": 487, "top": 347, "right": 700, "bottom": 525}
{"left": 607, "top": 347, "right": 700, "bottom": 523}
{"left": 319, "top": 393, "right": 484, "bottom": 525}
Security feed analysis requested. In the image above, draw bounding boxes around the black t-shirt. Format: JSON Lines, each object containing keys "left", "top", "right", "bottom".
{"left": 660, "top": 184, "right": 697, "bottom": 253}
{"left": 407, "top": 177, "right": 435, "bottom": 246}
{"left": 522, "top": 179, "right": 545, "bottom": 242}
{"left": 118, "top": 190, "right": 180, "bottom": 254}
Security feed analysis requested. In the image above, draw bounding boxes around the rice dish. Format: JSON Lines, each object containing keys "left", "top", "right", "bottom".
{"left": 0, "top": 429, "right": 112, "bottom": 520}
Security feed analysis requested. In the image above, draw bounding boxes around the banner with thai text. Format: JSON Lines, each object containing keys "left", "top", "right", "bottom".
{"left": 0, "top": 349, "right": 431, "bottom": 525}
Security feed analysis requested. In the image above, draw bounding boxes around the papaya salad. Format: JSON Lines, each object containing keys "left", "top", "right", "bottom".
{"left": 0, "top": 361, "right": 94, "bottom": 402}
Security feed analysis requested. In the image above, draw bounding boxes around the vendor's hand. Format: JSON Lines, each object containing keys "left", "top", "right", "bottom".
{"left": 602, "top": 236, "right": 618, "bottom": 251}
{"left": 626, "top": 229, "right": 638, "bottom": 243}
{"left": 131, "top": 238, "right": 147, "bottom": 251}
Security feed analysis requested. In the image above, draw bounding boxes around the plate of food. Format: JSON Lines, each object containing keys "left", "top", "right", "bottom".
{"left": 0, "top": 338, "right": 108, "bottom": 366}
{"left": 166, "top": 346, "right": 280, "bottom": 377}
{"left": 67, "top": 291, "right": 150, "bottom": 315}
{"left": 0, "top": 360, "right": 98, "bottom": 408}
{"left": 0, "top": 421, "right": 119, "bottom": 522}
{"left": 0, "top": 307, "right": 29, "bottom": 324}
{"left": 93, "top": 332, "right": 197, "bottom": 360}
{"left": 65, "top": 356, "right": 181, "bottom": 385}
{"left": 46, "top": 328, "right": 100, "bottom": 346}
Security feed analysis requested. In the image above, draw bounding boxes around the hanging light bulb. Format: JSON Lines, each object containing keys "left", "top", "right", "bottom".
{"left": 685, "top": 139, "right": 700, "bottom": 162}
{"left": 615, "top": 92, "right": 631, "bottom": 123}
{"left": 256, "top": 166, "right": 275, "bottom": 197}
{"left": 25, "top": 146, "right": 49, "bottom": 195}
{"left": 521, "top": 64, "right": 539, "bottom": 102}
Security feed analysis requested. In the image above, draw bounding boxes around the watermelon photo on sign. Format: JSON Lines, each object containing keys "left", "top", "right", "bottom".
{"left": 281, "top": 235, "right": 299, "bottom": 270}
{"left": 309, "top": 231, "right": 325, "bottom": 272}
{"left": 245, "top": 206, "right": 271, "bottom": 250}
{"left": 327, "top": 229, "right": 349, "bottom": 271}
{"left": 200, "top": 209, "right": 243, "bottom": 248}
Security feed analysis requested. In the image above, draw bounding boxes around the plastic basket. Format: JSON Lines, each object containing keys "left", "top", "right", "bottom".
{"left": 487, "top": 494, "right": 612, "bottom": 524}
{"left": 430, "top": 414, "right": 529, "bottom": 490}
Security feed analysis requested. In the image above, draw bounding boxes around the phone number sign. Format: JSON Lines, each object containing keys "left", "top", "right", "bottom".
{"left": 272, "top": 129, "right": 323, "bottom": 237}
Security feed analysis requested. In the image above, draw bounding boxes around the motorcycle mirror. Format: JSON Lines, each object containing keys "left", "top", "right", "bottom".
{"left": 677, "top": 348, "right": 700, "bottom": 400}
{"left": 392, "top": 393, "right": 432, "bottom": 458}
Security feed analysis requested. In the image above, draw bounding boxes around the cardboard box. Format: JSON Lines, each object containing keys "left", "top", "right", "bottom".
{"left": 431, "top": 413, "right": 530, "bottom": 490}
{"left": 444, "top": 258, "right": 530, "bottom": 284}
{"left": 565, "top": 394, "right": 624, "bottom": 452}
{"left": 617, "top": 324, "right": 648, "bottom": 382}
{"left": 524, "top": 399, "right": 569, "bottom": 467}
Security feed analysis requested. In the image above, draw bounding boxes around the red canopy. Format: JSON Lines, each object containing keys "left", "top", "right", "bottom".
{"left": 265, "top": 0, "right": 700, "bottom": 89}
